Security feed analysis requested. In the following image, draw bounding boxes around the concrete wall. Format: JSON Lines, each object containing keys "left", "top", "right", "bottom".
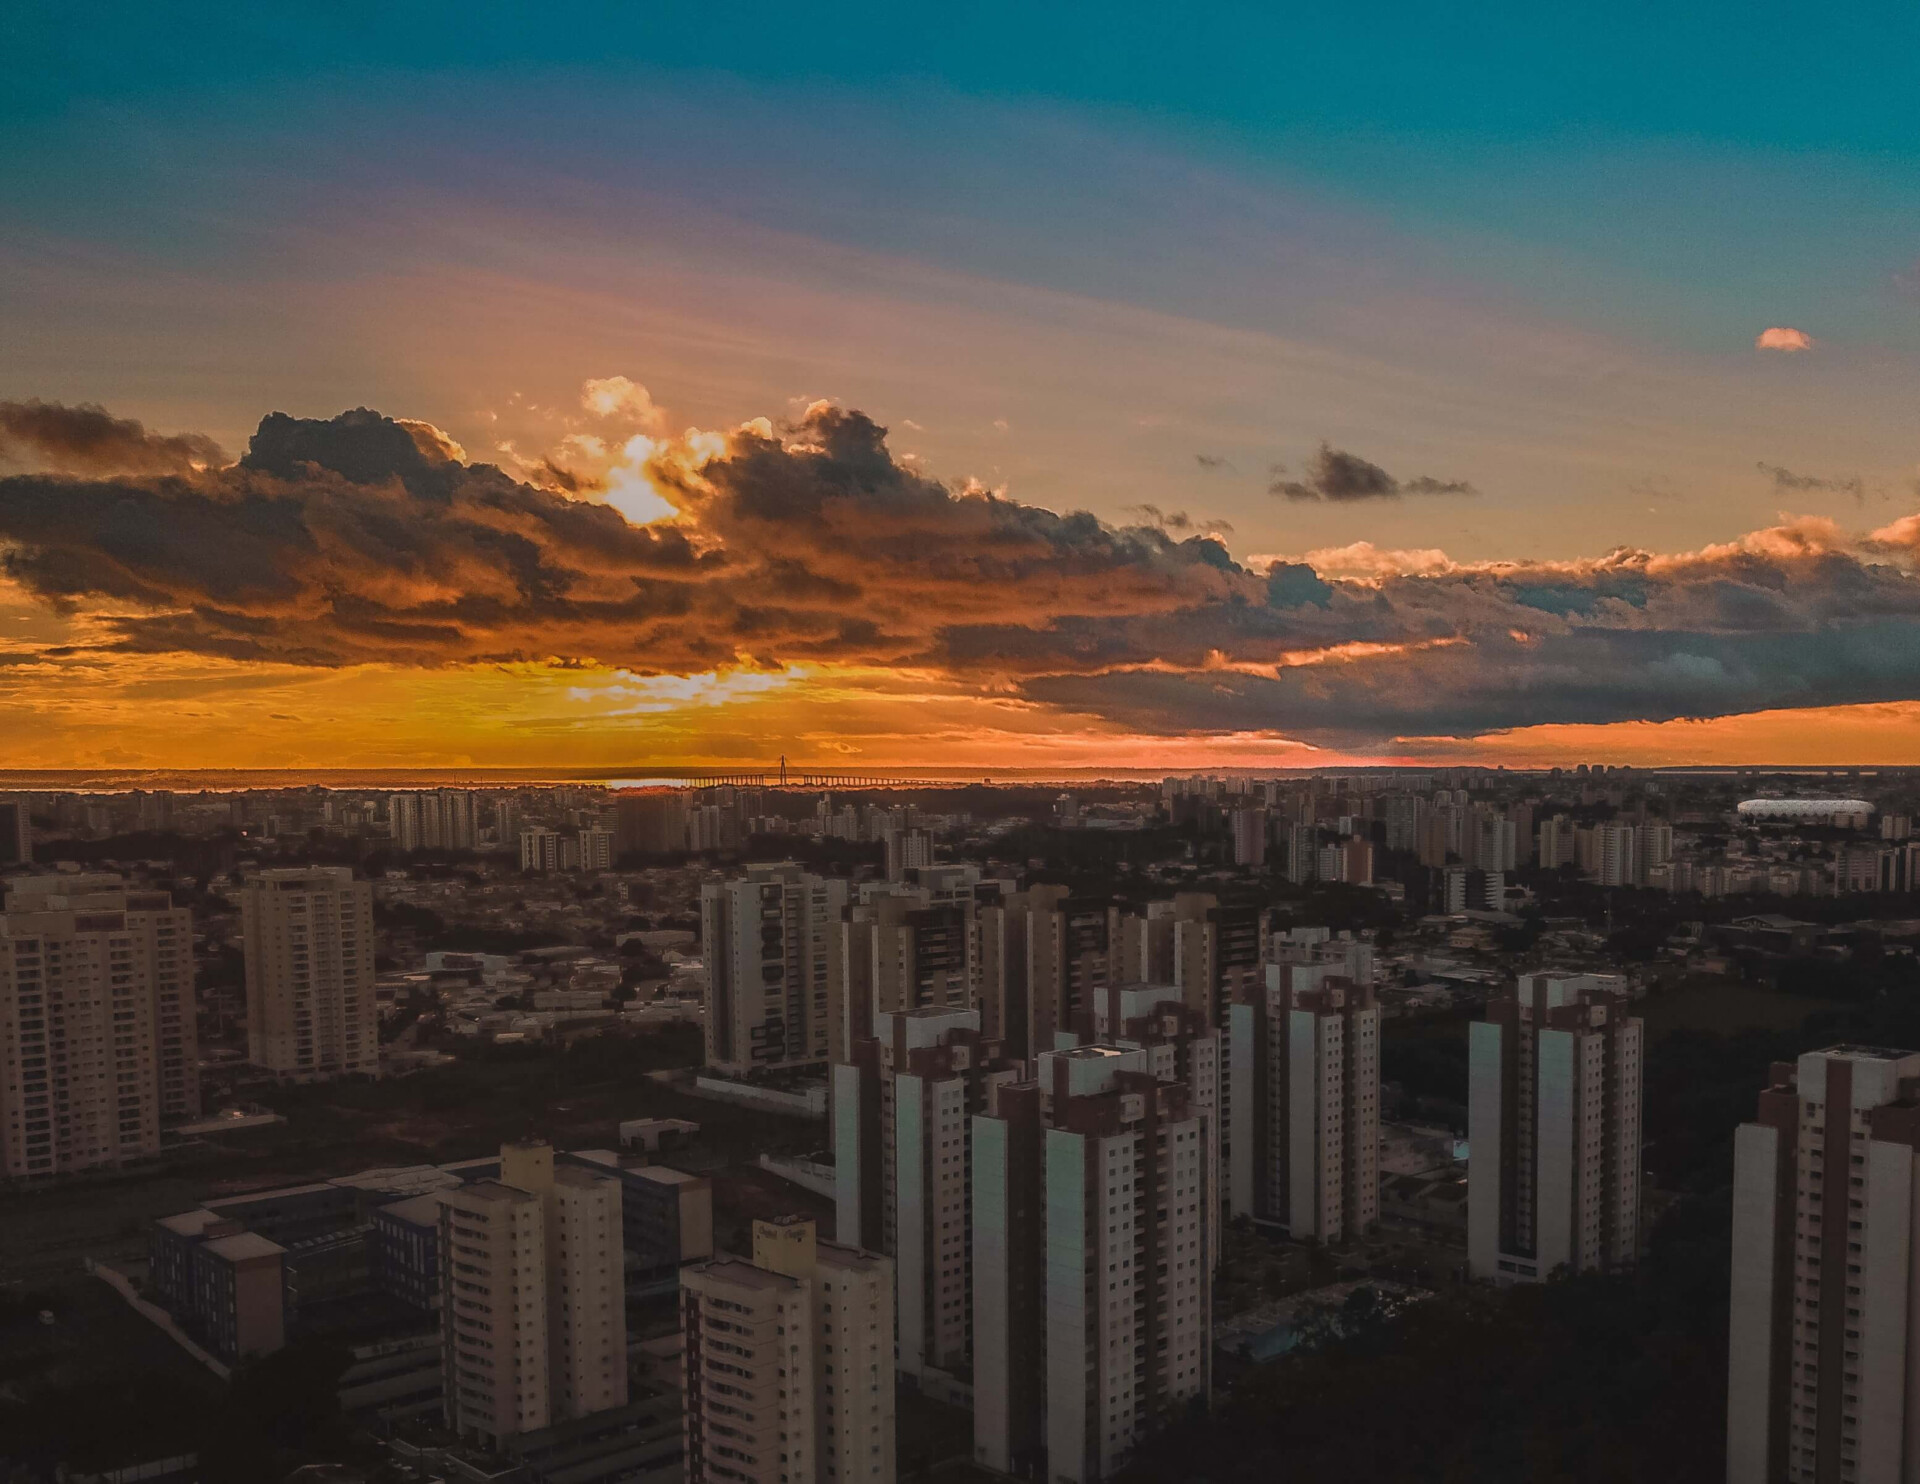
{"left": 1726, "top": 1121, "right": 1780, "bottom": 1484}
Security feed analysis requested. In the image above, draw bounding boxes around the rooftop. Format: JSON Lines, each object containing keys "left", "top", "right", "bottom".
{"left": 687, "top": 1257, "right": 802, "bottom": 1292}
{"left": 1816, "top": 1043, "right": 1920, "bottom": 1062}
{"left": 201, "top": 1231, "right": 288, "bottom": 1262}
{"left": 378, "top": 1193, "right": 445, "bottom": 1226}
{"left": 450, "top": 1179, "right": 539, "bottom": 1207}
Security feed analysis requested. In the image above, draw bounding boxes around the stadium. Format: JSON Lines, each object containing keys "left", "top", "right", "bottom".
{"left": 1734, "top": 797, "right": 1874, "bottom": 824}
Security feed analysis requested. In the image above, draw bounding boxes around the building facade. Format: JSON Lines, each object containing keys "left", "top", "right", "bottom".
{"left": 702, "top": 864, "right": 851, "bottom": 1075}
{"left": 681, "top": 1216, "right": 896, "bottom": 1484}
{"left": 1727, "top": 1045, "right": 1920, "bottom": 1484}
{"left": 240, "top": 866, "right": 377, "bottom": 1082}
{"left": 439, "top": 1140, "right": 628, "bottom": 1446}
{"left": 0, "top": 874, "right": 198, "bottom": 1177}
{"left": 833, "top": 1007, "right": 1023, "bottom": 1400}
{"left": 973, "top": 1046, "right": 1211, "bottom": 1484}
{"left": 1468, "top": 972, "right": 1643, "bottom": 1282}
{"left": 1232, "top": 960, "right": 1379, "bottom": 1241}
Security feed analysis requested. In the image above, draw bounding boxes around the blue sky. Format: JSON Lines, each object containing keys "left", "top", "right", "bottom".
{"left": 7, "top": 6, "right": 1919, "bottom": 553}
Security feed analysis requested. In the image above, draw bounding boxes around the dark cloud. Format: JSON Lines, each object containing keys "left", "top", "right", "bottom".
{"left": 0, "top": 400, "right": 226, "bottom": 475}
{"left": 1758, "top": 462, "right": 1864, "bottom": 503}
{"left": 1269, "top": 442, "right": 1476, "bottom": 501}
{"left": 3, "top": 400, "right": 1919, "bottom": 747}
{"left": 1194, "top": 454, "right": 1232, "bottom": 471}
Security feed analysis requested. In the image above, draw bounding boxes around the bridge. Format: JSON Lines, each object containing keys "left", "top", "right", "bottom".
{"left": 679, "top": 769, "right": 925, "bottom": 790}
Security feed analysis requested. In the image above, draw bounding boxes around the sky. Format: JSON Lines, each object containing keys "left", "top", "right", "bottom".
{"left": 3, "top": 2, "right": 1920, "bottom": 772}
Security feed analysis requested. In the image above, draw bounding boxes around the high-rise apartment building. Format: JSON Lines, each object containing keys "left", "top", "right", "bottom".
{"left": 1230, "top": 807, "right": 1268, "bottom": 869}
{"left": 519, "top": 827, "right": 580, "bottom": 873}
{"left": 388, "top": 790, "right": 477, "bottom": 852}
{"left": 834, "top": 1007, "right": 1023, "bottom": 1400}
{"left": 883, "top": 826, "right": 937, "bottom": 882}
{"left": 973, "top": 883, "right": 1030, "bottom": 1054}
{"left": 577, "top": 827, "right": 615, "bottom": 872}
{"left": 864, "top": 886, "right": 967, "bottom": 1036}
{"left": 1537, "top": 814, "right": 1576, "bottom": 870}
{"left": 973, "top": 1046, "right": 1211, "bottom": 1484}
{"left": 1468, "top": 973, "right": 1642, "bottom": 1283}
{"left": 1024, "top": 888, "right": 1115, "bottom": 1059}
{"left": 703, "top": 863, "right": 851, "bottom": 1075}
{"left": 1382, "top": 793, "right": 1426, "bottom": 853}
{"left": 0, "top": 874, "right": 199, "bottom": 1177}
{"left": 1230, "top": 961, "right": 1378, "bottom": 1238}
{"left": 1728, "top": 1046, "right": 1920, "bottom": 1484}
{"left": 439, "top": 1139, "right": 628, "bottom": 1445}
{"left": 240, "top": 866, "right": 378, "bottom": 1082}
{"left": 681, "top": 1216, "right": 896, "bottom": 1484}
{"left": 1594, "top": 822, "right": 1637, "bottom": 887}
{"left": 389, "top": 791, "right": 422, "bottom": 852}
{"left": 613, "top": 790, "right": 688, "bottom": 857}
{"left": 1280, "top": 823, "right": 1318, "bottom": 883}
{"left": 0, "top": 795, "right": 30, "bottom": 868}
{"left": 1086, "top": 985, "right": 1227, "bottom": 1237}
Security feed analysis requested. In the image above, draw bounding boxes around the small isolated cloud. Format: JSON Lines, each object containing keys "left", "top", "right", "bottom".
{"left": 1269, "top": 442, "right": 1476, "bottom": 502}
{"left": 1758, "top": 462, "right": 1863, "bottom": 503}
{"left": 1195, "top": 454, "right": 1232, "bottom": 471}
{"left": 581, "top": 376, "right": 665, "bottom": 431}
{"left": 992, "top": 418, "right": 1010, "bottom": 433}
{"left": 1756, "top": 326, "right": 1814, "bottom": 352}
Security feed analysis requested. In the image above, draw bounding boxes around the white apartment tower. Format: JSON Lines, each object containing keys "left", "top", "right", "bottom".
{"left": 1727, "top": 1046, "right": 1920, "bottom": 1484}
{"left": 833, "top": 1006, "right": 1023, "bottom": 1401}
{"left": 240, "top": 867, "right": 378, "bottom": 1082}
{"left": 0, "top": 874, "right": 199, "bottom": 1177}
{"left": 439, "top": 1139, "right": 627, "bottom": 1446}
{"left": 1230, "top": 960, "right": 1379, "bottom": 1240}
{"left": 1468, "top": 972, "right": 1642, "bottom": 1282}
{"left": 1087, "top": 984, "right": 1226, "bottom": 1242}
{"left": 703, "top": 864, "right": 851, "bottom": 1075}
{"left": 972, "top": 1046, "right": 1211, "bottom": 1484}
{"left": 681, "top": 1216, "right": 896, "bottom": 1484}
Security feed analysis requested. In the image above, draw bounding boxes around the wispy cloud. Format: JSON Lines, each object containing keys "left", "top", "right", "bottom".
{"left": 1758, "top": 461, "right": 1863, "bottom": 502}
{"left": 1268, "top": 441, "right": 1476, "bottom": 501}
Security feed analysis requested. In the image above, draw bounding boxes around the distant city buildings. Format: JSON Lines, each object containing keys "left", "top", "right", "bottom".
{"left": 389, "top": 789, "right": 478, "bottom": 852}
{"left": 1728, "top": 1045, "right": 1920, "bottom": 1484}
{"left": 1468, "top": 973, "right": 1642, "bottom": 1283}
{"left": 0, "top": 873, "right": 198, "bottom": 1176}
{"left": 240, "top": 866, "right": 378, "bottom": 1082}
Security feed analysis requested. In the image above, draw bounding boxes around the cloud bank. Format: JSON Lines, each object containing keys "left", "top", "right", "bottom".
{"left": 3, "top": 399, "right": 1920, "bottom": 750}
